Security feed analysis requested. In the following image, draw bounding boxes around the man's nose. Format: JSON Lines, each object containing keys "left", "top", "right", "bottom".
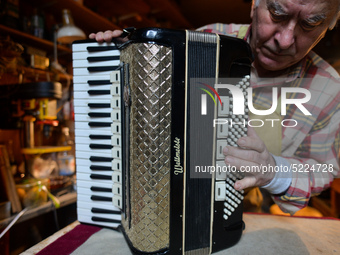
{"left": 275, "top": 24, "right": 296, "bottom": 50}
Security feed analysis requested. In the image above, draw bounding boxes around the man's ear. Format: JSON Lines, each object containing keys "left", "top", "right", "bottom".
{"left": 250, "top": 0, "right": 257, "bottom": 18}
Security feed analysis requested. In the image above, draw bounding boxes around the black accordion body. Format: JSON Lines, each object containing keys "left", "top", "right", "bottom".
{"left": 73, "top": 28, "right": 253, "bottom": 255}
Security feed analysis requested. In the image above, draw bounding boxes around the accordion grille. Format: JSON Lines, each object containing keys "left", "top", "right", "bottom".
{"left": 121, "top": 43, "right": 172, "bottom": 252}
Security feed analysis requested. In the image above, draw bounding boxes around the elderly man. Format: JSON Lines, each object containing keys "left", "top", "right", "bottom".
{"left": 90, "top": 0, "right": 340, "bottom": 214}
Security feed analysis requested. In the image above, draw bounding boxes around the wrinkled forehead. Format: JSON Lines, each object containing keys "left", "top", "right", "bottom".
{"left": 264, "top": 0, "right": 338, "bottom": 19}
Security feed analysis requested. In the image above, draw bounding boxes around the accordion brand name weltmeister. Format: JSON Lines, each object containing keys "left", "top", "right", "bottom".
{"left": 72, "top": 27, "right": 253, "bottom": 255}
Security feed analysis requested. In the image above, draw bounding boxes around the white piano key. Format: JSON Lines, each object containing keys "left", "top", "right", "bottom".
{"left": 76, "top": 144, "right": 116, "bottom": 154}
{"left": 74, "top": 106, "right": 112, "bottom": 114}
{"left": 74, "top": 128, "right": 113, "bottom": 137}
{"left": 77, "top": 207, "right": 121, "bottom": 219}
{"left": 75, "top": 148, "right": 121, "bottom": 159}
{"left": 73, "top": 59, "right": 120, "bottom": 68}
{"left": 73, "top": 68, "right": 115, "bottom": 76}
{"left": 73, "top": 75, "right": 111, "bottom": 83}
{"left": 77, "top": 179, "right": 113, "bottom": 189}
{"left": 74, "top": 91, "right": 113, "bottom": 100}
{"left": 75, "top": 134, "right": 121, "bottom": 147}
{"left": 72, "top": 50, "right": 120, "bottom": 59}
{"left": 72, "top": 42, "right": 117, "bottom": 52}
{"left": 73, "top": 98, "right": 111, "bottom": 107}
{"left": 75, "top": 114, "right": 111, "bottom": 123}
{"left": 76, "top": 172, "right": 112, "bottom": 183}
{"left": 75, "top": 158, "right": 112, "bottom": 168}
{"left": 75, "top": 136, "right": 111, "bottom": 145}
{"left": 77, "top": 200, "right": 119, "bottom": 212}
{"left": 74, "top": 121, "right": 113, "bottom": 131}
{"left": 77, "top": 186, "right": 112, "bottom": 198}
{"left": 77, "top": 212, "right": 120, "bottom": 229}
{"left": 76, "top": 168, "right": 112, "bottom": 178}
{"left": 74, "top": 83, "right": 112, "bottom": 92}
{"left": 77, "top": 207, "right": 121, "bottom": 220}
{"left": 75, "top": 150, "right": 113, "bottom": 159}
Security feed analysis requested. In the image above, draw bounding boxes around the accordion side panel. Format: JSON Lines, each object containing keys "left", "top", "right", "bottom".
{"left": 120, "top": 43, "right": 172, "bottom": 253}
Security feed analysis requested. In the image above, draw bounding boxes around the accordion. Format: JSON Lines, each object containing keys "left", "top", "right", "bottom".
{"left": 72, "top": 28, "right": 253, "bottom": 254}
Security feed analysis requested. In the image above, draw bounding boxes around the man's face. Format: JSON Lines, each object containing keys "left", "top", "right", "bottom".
{"left": 250, "top": 0, "right": 337, "bottom": 75}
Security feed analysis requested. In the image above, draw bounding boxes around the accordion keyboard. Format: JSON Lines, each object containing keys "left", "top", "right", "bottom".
{"left": 72, "top": 41, "right": 122, "bottom": 228}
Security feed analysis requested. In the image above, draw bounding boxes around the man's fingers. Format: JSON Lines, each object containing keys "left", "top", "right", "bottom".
{"left": 237, "top": 127, "right": 266, "bottom": 153}
{"left": 223, "top": 146, "right": 262, "bottom": 165}
{"left": 89, "top": 31, "right": 105, "bottom": 42}
{"left": 88, "top": 30, "right": 124, "bottom": 43}
{"left": 234, "top": 176, "right": 256, "bottom": 191}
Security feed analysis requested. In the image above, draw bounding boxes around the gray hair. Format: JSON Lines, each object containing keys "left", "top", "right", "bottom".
{"left": 253, "top": 0, "right": 340, "bottom": 30}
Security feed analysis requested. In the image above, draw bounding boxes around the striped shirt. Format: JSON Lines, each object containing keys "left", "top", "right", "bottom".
{"left": 199, "top": 23, "right": 340, "bottom": 214}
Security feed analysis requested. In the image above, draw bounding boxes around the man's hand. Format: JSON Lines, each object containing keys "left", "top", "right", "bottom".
{"left": 223, "top": 126, "right": 276, "bottom": 191}
{"left": 89, "top": 30, "right": 124, "bottom": 43}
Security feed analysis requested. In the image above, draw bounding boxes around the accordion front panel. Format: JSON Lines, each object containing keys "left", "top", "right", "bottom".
{"left": 120, "top": 43, "right": 172, "bottom": 252}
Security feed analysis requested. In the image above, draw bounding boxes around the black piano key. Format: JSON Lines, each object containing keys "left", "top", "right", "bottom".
{"left": 88, "top": 80, "right": 111, "bottom": 85}
{"left": 87, "top": 66, "right": 118, "bottom": 72}
{"left": 91, "top": 195, "right": 112, "bottom": 202}
{"left": 90, "top": 156, "right": 113, "bottom": 162}
{"left": 91, "top": 208, "right": 120, "bottom": 214}
{"left": 88, "top": 112, "right": 111, "bottom": 118}
{"left": 90, "top": 165, "right": 112, "bottom": 171}
{"left": 88, "top": 103, "right": 111, "bottom": 108}
{"left": 90, "top": 174, "right": 112, "bottom": 180}
{"left": 87, "top": 56, "right": 120, "bottom": 62}
{"left": 87, "top": 45, "right": 118, "bottom": 52}
{"left": 89, "top": 135, "right": 111, "bottom": 139}
{"left": 88, "top": 122, "right": 111, "bottom": 127}
{"left": 88, "top": 90, "right": 110, "bottom": 95}
{"left": 90, "top": 144, "right": 113, "bottom": 149}
{"left": 90, "top": 186, "right": 112, "bottom": 192}
{"left": 91, "top": 216, "right": 120, "bottom": 224}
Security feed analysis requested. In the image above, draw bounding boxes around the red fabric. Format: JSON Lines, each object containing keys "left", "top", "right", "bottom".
{"left": 36, "top": 224, "right": 101, "bottom": 255}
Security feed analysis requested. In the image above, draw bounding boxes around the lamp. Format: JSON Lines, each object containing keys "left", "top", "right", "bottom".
{"left": 57, "top": 9, "right": 85, "bottom": 44}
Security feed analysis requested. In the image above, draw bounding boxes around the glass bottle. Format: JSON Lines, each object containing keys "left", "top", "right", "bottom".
{"left": 57, "top": 127, "right": 75, "bottom": 176}
{"left": 57, "top": 9, "right": 85, "bottom": 44}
